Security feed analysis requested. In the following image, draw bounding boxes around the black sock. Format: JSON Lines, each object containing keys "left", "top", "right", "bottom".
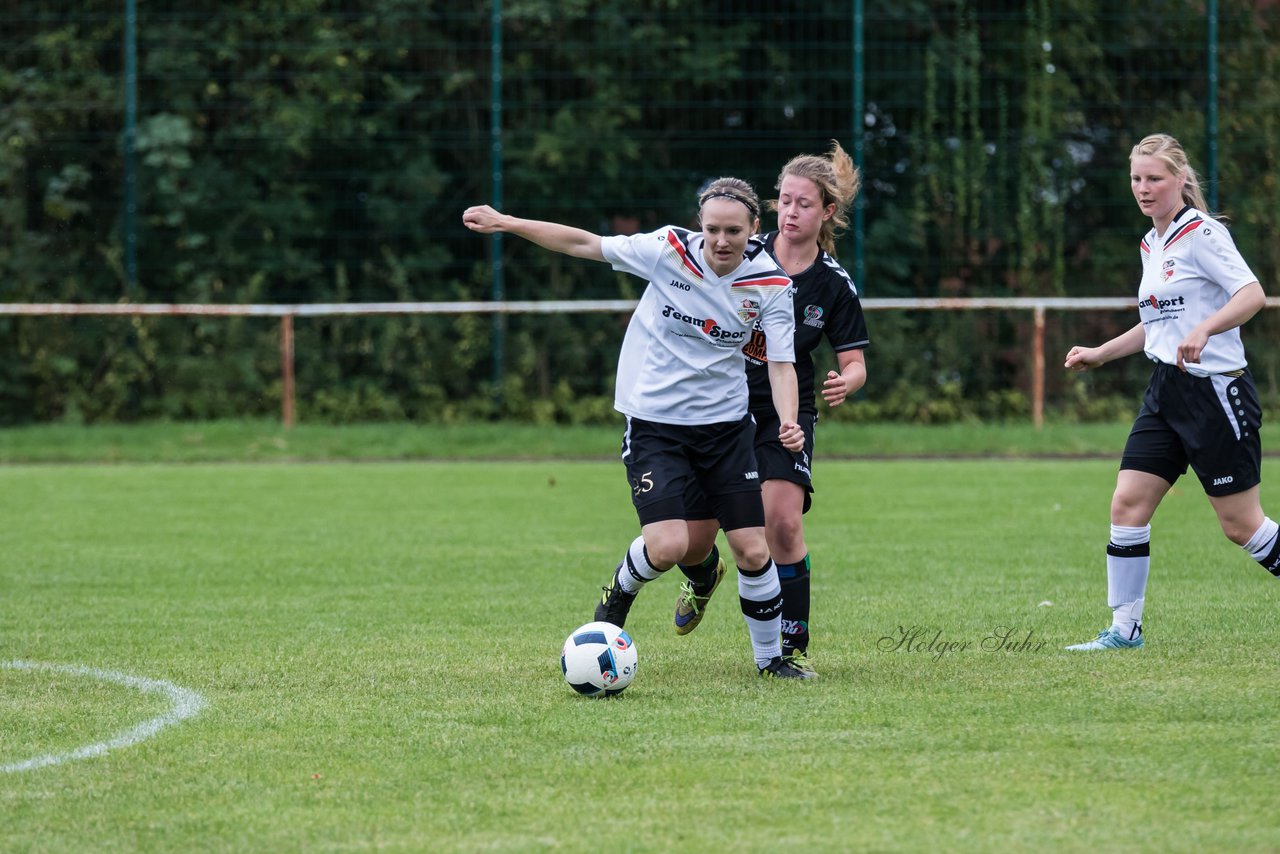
{"left": 778, "top": 554, "right": 811, "bottom": 653}
{"left": 677, "top": 543, "right": 720, "bottom": 591}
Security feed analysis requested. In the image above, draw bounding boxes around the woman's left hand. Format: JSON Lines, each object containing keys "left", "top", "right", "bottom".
{"left": 1176, "top": 329, "right": 1209, "bottom": 372}
{"left": 821, "top": 370, "right": 850, "bottom": 407}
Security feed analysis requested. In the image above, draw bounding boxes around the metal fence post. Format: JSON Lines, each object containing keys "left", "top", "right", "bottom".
{"left": 851, "top": 0, "right": 865, "bottom": 290}
{"left": 1205, "top": 0, "right": 1219, "bottom": 212}
{"left": 122, "top": 0, "right": 139, "bottom": 294}
{"left": 489, "top": 0, "right": 505, "bottom": 407}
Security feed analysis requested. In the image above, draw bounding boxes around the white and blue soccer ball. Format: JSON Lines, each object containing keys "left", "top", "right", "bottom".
{"left": 561, "top": 621, "right": 638, "bottom": 697}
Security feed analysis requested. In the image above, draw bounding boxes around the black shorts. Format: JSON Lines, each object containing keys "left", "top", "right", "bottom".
{"left": 1121, "top": 363, "right": 1262, "bottom": 496}
{"left": 751, "top": 409, "right": 817, "bottom": 514}
{"left": 620, "top": 415, "right": 765, "bottom": 530}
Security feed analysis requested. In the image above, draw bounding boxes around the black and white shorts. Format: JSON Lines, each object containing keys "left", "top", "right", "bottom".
{"left": 751, "top": 409, "right": 817, "bottom": 514}
{"left": 620, "top": 415, "right": 764, "bottom": 530}
{"left": 1121, "top": 363, "right": 1262, "bottom": 496}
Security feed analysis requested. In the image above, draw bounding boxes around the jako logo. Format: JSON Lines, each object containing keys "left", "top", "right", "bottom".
{"left": 751, "top": 600, "right": 782, "bottom": 618}
{"left": 667, "top": 279, "right": 691, "bottom": 291}
{"left": 662, "top": 305, "right": 748, "bottom": 341}
{"left": 1143, "top": 294, "right": 1185, "bottom": 310}
{"left": 1213, "top": 475, "right": 1234, "bottom": 486}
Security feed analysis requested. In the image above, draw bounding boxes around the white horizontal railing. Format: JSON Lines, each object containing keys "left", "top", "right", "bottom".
{"left": 0, "top": 300, "right": 644, "bottom": 317}
{"left": 0, "top": 296, "right": 1139, "bottom": 316}
{"left": 10, "top": 296, "right": 1272, "bottom": 427}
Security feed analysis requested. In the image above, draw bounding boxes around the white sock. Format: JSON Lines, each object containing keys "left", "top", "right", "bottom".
{"left": 1243, "top": 517, "right": 1280, "bottom": 576}
{"left": 738, "top": 561, "right": 783, "bottom": 667}
{"left": 1107, "top": 524, "right": 1150, "bottom": 639}
{"left": 616, "top": 536, "right": 666, "bottom": 594}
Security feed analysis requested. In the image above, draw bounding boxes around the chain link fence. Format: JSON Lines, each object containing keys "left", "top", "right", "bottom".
{"left": 2, "top": 1, "right": 1279, "bottom": 423}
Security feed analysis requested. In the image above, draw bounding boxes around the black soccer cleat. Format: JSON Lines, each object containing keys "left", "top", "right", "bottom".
{"left": 758, "top": 655, "right": 818, "bottom": 680}
{"left": 594, "top": 565, "right": 637, "bottom": 628}
{"left": 781, "top": 648, "right": 817, "bottom": 676}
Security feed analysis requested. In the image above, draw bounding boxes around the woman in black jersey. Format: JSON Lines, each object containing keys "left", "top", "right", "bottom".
{"left": 1063, "top": 133, "right": 1275, "bottom": 651}
{"left": 674, "top": 142, "right": 870, "bottom": 677}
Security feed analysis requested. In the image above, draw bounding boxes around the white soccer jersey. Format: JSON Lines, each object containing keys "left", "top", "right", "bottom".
{"left": 601, "top": 227, "right": 796, "bottom": 425}
{"left": 1137, "top": 205, "right": 1259, "bottom": 377}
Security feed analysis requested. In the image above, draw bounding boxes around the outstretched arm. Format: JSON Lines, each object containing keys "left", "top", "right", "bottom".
{"left": 1064, "top": 322, "right": 1146, "bottom": 372}
{"left": 462, "top": 205, "right": 605, "bottom": 262}
{"left": 767, "top": 360, "right": 804, "bottom": 452}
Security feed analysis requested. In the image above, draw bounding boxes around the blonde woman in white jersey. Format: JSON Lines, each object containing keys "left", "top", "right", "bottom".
{"left": 1063, "top": 132, "right": 1275, "bottom": 651}
{"left": 464, "top": 179, "right": 814, "bottom": 678}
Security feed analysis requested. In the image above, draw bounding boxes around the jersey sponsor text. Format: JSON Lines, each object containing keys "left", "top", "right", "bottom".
{"left": 662, "top": 304, "right": 748, "bottom": 342}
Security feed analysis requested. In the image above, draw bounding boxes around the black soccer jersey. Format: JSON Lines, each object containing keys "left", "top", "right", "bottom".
{"left": 743, "top": 232, "right": 870, "bottom": 416}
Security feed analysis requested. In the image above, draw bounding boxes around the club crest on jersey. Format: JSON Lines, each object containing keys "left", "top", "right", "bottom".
{"left": 737, "top": 298, "right": 760, "bottom": 324}
{"left": 803, "top": 305, "right": 825, "bottom": 328}
{"left": 1163, "top": 259, "right": 1175, "bottom": 281}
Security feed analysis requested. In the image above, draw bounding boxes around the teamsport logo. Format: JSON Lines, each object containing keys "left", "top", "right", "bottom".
{"left": 662, "top": 304, "right": 749, "bottom": 342}
{"left": 803, "top": 305, "right": 825, "bottom": 328}
{"left": 1141, "top": 294, "right": 1185, "bottom": 311}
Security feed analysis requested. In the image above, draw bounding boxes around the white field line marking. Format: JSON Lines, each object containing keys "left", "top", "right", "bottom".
{"left": 1, "top": 660, "right": 207, "bottom": 773}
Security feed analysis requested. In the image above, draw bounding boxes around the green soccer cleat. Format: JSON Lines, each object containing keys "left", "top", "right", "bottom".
{"left": 781, "top": 648, "right": 817, "bottom": 676}
{"left": 758, "top": 656, "right": 817, "bottom": 680}
{"left": 1065, "top": 625, "right": 1144, "bottom": 651}
{"left": 594, "top": 565, "right": 637, "bottom": 628}
{"left": 673, "top": 558, "right": 727, "bottom": 635}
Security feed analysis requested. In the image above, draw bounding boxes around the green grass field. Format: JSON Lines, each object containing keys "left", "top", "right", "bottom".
{"left": 0, "top": 418, "right": 1142, "bottom": 463}
{"left": 3, "top": 429, "right": 1280, "bottom": 851}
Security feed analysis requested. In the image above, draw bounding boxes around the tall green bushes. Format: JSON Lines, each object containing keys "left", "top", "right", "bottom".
{"left": 2, "top": 1, "right": 1277, "bottom": 425}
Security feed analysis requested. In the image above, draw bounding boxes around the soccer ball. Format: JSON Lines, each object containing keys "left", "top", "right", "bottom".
{"left": 560, "top": 621, "right": 638, "bottom": 697}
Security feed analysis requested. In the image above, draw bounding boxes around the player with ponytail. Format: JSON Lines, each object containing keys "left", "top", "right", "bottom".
{"left": 674, "top": 142, "right": 871, "bottom": 676}
{"left": 1064, "top": 132, "right": 1275, "bottom": 650}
